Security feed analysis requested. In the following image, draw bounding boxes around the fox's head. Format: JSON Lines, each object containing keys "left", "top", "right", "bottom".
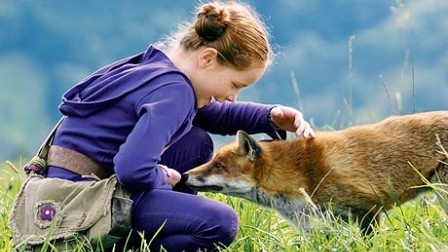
{"left": 184, "top": 130, "right": 263, "bottom": 195}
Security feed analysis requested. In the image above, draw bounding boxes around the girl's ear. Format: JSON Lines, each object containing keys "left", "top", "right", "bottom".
{"left": 198, "top": 48, "right": 218, "bottom": 68}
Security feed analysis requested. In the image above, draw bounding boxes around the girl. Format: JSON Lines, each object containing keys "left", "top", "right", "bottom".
{"left": 46, "top": 1, "right": 314, "bottom": 251}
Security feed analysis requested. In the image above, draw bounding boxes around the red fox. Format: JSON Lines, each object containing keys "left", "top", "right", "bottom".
{"left": 184, "top": 111, "right": 448, "bottom": 234}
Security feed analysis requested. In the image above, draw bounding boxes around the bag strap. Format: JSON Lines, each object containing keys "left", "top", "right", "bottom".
{"left": 37, "top": 116, "right": 65, "bottom": 159}
{"left": 23, "top": 116, "right": 65, "bottom": 176}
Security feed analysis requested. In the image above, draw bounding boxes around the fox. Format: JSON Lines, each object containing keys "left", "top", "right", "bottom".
{"left": 184, "top": 111, "right": 448, "bottom": 234}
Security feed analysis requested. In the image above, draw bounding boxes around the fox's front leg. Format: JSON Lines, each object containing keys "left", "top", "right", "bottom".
{"left": 277, "top": 206, "right": 313, "bottom": 232}
{"left": 272, "top": 196, "right": 325, "bottom": 232}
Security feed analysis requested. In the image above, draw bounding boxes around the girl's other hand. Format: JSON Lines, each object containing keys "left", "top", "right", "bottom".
{"left": 269, "top": 106, "right": 315, "bottom": 138}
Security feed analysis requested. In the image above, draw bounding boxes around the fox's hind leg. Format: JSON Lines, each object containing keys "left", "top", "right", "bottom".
{"left": 355, "top": 209, "right": 378, "bottom": 236}
{"left": 430, "top": 161, "right": 448, "bottom": 215}
{"left": 333, "top": 208, "right": 378, "bottom": 236}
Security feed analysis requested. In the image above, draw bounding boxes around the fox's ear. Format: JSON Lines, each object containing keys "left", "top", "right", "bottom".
{"left": 237, "top": 130, "right": 261, "bottom": 161}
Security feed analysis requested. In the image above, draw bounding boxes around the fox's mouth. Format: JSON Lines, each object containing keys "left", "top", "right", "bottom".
{"left": 186, "top": 184, "right": 224, "bottom": 192}
{"left": 182, "top": 173, "right": 224, "bottom": 192}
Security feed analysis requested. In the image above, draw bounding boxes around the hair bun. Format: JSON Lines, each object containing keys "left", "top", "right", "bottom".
{"left": 195, "top": 3, "right": 230, "bottom": 42}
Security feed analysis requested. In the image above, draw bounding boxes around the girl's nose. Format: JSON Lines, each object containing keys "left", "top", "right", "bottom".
{"left": 226, "top": 94, "right": 237, "bottom": 102}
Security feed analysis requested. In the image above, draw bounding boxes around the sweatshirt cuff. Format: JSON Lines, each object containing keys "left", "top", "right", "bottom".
{"left": 266, "top": 106, "right": 287, "bottom": 140}
{"left": 156, "top": 164, "right": 173, "bottom": 189}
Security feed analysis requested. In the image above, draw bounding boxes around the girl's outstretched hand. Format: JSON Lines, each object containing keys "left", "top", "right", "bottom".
{"left": 269, "top": 106, "right": 315, "bottom": 138}
{"left": 160, "top": 165, "right": 182, "bottom": 187}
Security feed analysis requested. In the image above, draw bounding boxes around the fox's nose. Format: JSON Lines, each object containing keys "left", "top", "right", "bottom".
{"left": 179, "top": 172, "right": 189, "bottom": 184}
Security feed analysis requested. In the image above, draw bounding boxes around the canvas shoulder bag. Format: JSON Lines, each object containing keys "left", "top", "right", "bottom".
{"left": 8, "top": 117, "right": 133, "bottom": 251}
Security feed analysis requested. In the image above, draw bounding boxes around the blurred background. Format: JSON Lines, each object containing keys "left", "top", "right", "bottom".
{"left": 1, "top": 0, "right": 447, "bottom": 162}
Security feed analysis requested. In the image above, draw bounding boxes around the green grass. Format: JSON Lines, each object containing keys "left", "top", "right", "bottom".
{"left": 218, "top": 193, "right": 448, "bottom": 252}
{"left": 0, "top": 161, "right": 23, "bottom": 252}
{"left": 1, "top": 161, "right": 447, "bottom": 251}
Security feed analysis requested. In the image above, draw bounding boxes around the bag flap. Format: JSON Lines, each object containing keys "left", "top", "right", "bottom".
{"left": 9, "top": 175, "right": 118, "bottom": 245}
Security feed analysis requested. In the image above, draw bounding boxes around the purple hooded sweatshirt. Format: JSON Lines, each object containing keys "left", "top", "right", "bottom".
{"left": 49, "top": 45, "right": 285, "bottom": 193}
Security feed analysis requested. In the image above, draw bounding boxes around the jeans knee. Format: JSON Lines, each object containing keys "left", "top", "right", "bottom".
{"left": 205, "top": 203, "right": 239, "bottom": 247}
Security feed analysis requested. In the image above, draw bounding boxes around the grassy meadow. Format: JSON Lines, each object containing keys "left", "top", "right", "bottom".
{"left": 0, "top": 157, "right": 447, "bottom": 251}
{"left": 1, "top": 66, "right": 447, "bottom": 250}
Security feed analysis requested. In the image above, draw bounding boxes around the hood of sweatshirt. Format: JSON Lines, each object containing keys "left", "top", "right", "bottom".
{"left": 59, "top": 46, "right": 185, "bottom": 117}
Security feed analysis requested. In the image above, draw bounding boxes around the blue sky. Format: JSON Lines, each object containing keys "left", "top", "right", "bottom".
{"left": 257, "top": 0, "right": 448, "bottom": 125}
{"left": 1, "top": 0, "right": 447, "bottom": 160}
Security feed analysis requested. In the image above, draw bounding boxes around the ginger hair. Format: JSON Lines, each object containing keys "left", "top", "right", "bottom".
{"left": 167, "top": 1, "right": 272, "bottom": 70}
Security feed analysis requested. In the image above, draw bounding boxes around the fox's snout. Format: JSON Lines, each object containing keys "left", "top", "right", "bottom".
{"left": 179, "top": 172, "right": 189, "bottom": 185}
{"left": 182, "top": 170, "right": 227, "bottom": 192}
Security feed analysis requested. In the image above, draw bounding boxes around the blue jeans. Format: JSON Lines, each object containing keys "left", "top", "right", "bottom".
{"left": 130, "top": 127, "right": 238, "bottom": 251}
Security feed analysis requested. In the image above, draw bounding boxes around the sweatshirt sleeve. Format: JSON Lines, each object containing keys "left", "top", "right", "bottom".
{"left": 193, "top": 101, "right": 286, "bottom": 139}
{"left": 114, "top": 83, "right": 195, "bottom": 192}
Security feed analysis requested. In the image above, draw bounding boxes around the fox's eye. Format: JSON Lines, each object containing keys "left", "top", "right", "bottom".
{"left": 214, "top": 163, "right": 223, "bottom": 169}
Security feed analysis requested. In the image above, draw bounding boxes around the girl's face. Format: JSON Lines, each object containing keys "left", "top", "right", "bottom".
{"left": 191, "top": 48, "right": 267, "bottom": 108}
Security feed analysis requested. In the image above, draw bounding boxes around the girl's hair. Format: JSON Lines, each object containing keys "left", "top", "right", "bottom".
{"left": 165, "top": 1, "right": 272, "bottom": 70}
